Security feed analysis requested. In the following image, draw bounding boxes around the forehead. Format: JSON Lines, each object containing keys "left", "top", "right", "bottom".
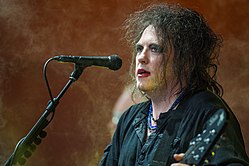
{"left": 137, "top": 25, "right": 159, "bottom": 45}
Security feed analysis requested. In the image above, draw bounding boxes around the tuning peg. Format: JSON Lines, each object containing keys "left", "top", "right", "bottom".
{"left": 29, "top": 144, "right": 36, "bottom": 152}
{"left": 34, "top": 137, "right": 42, "bottom": 145}
{"left": 24, "top": 150, "right": 32, "bottom": 158}
{"left": 193, "top": 154, "right": 200, "bottom": 161}
{"left": 189, "top": 141, "right": 196, "bottom": 146}
{"left": 204, "top": 138, "right": 210, "bottom": 144}
{"left": 196, "top": 137, "right": 202, "bottom": 142}
{"left": 209, "top": 129, "right": 216, "bottom": 135}
{"left": 39, "top": 130, "right": 47, "bottom": 138}
{"left": 198, "top": 146, "right": 205, "bottom": 153}
{"left": 18, "top": 157, "right": 26, "bottom": 165}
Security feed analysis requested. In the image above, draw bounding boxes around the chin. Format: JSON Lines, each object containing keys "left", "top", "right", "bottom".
{"left": 137, "top": 85, "right": 151, "bottom": 93}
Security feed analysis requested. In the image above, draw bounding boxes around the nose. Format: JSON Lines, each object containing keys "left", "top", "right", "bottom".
{"left": 137, "top": 49, "right": 149, "bottom": 64}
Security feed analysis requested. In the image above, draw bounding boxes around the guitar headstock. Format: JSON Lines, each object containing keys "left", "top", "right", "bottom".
{"left": 182, "top": 108, "right": 228, "bottom": 165}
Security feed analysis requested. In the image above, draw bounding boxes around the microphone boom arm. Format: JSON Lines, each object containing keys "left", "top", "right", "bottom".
{"left": 4, "top": 64, "right": 85, "bottom": 166}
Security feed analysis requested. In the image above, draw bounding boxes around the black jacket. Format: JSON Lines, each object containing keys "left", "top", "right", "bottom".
{"left": 100, "top": 90, "right": 249, "bottom": 165}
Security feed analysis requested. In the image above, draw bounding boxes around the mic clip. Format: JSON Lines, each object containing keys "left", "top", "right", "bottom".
{"left": 70, "top": 64, "right": 84, "bottom": 81}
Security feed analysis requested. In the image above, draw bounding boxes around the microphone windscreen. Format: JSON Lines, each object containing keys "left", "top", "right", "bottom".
{"left": 109, "top": 54, "right": 122, "bottom": 70}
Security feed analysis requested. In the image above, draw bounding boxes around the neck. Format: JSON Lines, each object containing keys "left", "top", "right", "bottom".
{"left": 148, "top": 83, "right": 182, "bottom": 120}
{"left": 150, "top": 93, "right": 178, "bottom": 120}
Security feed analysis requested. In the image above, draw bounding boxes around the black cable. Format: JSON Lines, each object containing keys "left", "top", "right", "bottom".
{"left": 4, "top": 57, "right": 68, "bottom": 166}
{"left": 5, "top": 57, "right": 58, "bottom": 166}
{"left": 43, "top": 57, "right": 56, "bottom": 104}
{"left": 43, "top": 57, "right": 59, "bottom": 124}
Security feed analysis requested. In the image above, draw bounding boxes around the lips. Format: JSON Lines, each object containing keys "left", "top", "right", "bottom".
{"left": 137, "top": 68, "right": 151, "bottom": 77}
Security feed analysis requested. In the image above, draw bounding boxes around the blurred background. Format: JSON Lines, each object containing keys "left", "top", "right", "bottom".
{"left": 0, "top": 0, "right": 248, "bottom": 165}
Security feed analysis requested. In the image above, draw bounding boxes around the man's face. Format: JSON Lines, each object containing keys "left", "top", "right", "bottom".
{"left": 135, "top": 25, "right": 173, "bottom": 95}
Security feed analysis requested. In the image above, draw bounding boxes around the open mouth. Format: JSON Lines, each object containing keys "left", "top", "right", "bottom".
{"left": 137, "top": 69, "right": 151, "bottom": 77}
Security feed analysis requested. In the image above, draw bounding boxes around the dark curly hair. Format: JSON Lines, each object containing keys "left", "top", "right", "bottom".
{"left": 123, "top": 3, "right": 223, "bottom": 97}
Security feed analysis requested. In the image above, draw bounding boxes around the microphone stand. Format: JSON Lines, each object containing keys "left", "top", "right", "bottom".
{"left": 4, "top": 64, "right": 84, "bottom": 166}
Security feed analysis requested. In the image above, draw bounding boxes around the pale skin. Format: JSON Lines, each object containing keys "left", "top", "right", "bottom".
{"left": 135, "top": 25, "right": 188, "bottom": 166}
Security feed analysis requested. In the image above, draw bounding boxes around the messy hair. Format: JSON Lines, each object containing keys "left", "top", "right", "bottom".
{"left": 123, "top": 3, "right": 223, "bottom": 97}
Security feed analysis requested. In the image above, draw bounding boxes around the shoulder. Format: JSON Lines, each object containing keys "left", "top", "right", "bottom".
{"left": 177, "top": 90, "right": 231, "bottom": 137}
{"left": 119, "top": 100, "right": 150, "bottom": 122}
{"left": 182, "top": 90, "right": 230, "bottom": 113}
{"left": 188, "top": 90, "right": 224, "bottom": 104}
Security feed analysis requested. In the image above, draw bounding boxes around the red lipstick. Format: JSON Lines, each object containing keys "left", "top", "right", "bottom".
{"left": 137, "top": 69, "right": 151, "bottom": 77}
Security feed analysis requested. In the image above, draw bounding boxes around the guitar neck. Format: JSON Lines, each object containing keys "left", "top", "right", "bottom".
{"left": 182, "top": 108, "right": 228, "bottom": 165}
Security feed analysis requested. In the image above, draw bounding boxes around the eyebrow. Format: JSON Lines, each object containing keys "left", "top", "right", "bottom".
{"left": 135, "top": 43, "right": 142, "bottom": 47}
{"left": 136, "top": 43, "right": 162, "bottom": 49}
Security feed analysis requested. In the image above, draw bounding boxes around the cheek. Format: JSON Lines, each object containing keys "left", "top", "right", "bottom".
{"left": 154, "top": 58, "right": 164, "bottom": 74}
{"left": 154, "top": 63, "right": 167, "bottom": 83}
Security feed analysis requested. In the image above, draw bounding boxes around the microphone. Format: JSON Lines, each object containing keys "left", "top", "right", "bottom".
{"left": 53, "top": 54, "right": 122, "bottom": 70}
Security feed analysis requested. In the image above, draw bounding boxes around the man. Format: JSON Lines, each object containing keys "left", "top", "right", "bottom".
{"left": 100, "top": 3, "right": 249, "bottom": 165}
